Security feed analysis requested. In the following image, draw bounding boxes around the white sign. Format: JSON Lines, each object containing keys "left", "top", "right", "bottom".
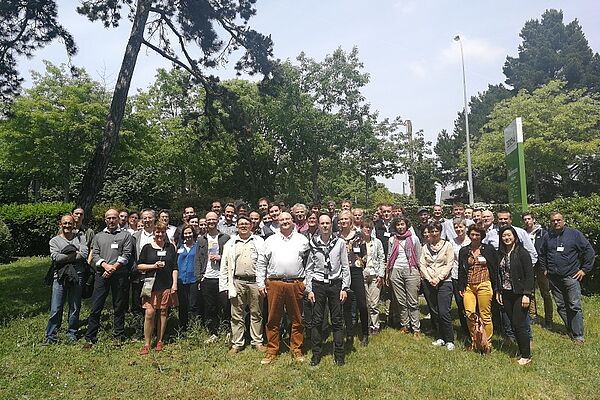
{"left": 504, "top": 117, "right": 523, "bottom": 155}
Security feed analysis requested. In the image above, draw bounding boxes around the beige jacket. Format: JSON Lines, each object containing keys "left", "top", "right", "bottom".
{"left": 419, "top": 240, "right": 454, "bottom": 283}
{"left": 219, "top": 234, "right": 265, "bottom": 299}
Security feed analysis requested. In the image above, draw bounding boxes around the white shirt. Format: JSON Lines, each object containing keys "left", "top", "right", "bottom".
{"left": 256, "top": 230, "right": 310, "bottom": 289}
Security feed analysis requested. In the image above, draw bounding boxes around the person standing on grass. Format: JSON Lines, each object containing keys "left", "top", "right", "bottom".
{"left": 357, "top": 219, "right": 385, "bottom": 336}
{"left": 339, "top": 210, "right": 370, "bottom": 347}
{"left": 176, "top": 224, "right": 199, "bottom": 332}
{"left": 458, "top": 224, "right": 498, "bottom": 353}
{"left": 219, "top": 216, "right": 267, "bottom": 354}
{"left": 522, "top": 212, "right": 553, "bottom": 327}
{"left": 496, "top": 225, "right": 534, "bottom": 365}
{"left": 136, "top": 222, "right": 178, "bottom": 355}
{"left": 256, "top": 212, "right": 310, "bottom": 365}
{"left": 131, "top": 209, "right": 156, "bottom": 337}
{"left": 45, "top": 214, "right": 89, "bottom": 344}
{"left": 83, "top": 209, "right": 133, "bottom": 348}
{"left": 306, "top": 214, "right": 350, "bottom": 367}
{"left": 195, "top": 212, "right": 231, "bottom": 344}
{"left": 450, "top": 218, "right": 470, "bottom": 340}
{"left": 419, "top": 222, "right": 455, "bottom": 351}
{"left": 540, "top": 212, "right": 595, "bottom": 345}
{"left": 386, "top": 217, "right": 422, "bottom": 337}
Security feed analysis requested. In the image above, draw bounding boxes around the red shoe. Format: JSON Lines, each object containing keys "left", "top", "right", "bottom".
{"left": 155, "top": 341, "right": 164, "bottom": 352}
{"left": 139, "top": 345, "right": 150, "bottom": 355}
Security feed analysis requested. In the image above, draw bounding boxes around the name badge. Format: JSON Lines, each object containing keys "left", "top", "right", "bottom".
{"left": 110, "top": 243, "right": 119, "bottom": 249}
{"left": 477, "top": 256, "right": 487, "bottom": 264}
{"left": 557, "top": 246, "right": 565, "bottom": 252}
{"left": 177, "top": 248, "right": 184, "bottom": 254}
{"left": 384, "top": 232, "right": 391, "bottom": 238}
{"left": 353, "top": 247, "right": 361, "bottom": 254}
{"left": 157, "top": 250, "right": 167, "bottom": 257}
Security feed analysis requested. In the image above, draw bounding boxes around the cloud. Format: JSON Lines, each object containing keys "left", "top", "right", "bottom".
{"left": 408, "top": 60, "right": 429, "bottom": 79}
{"left": 440, "top": 35, "right": 506, "bottom": 65}
{"left": 393, "top": 0, "right": 418, "bottom": 16}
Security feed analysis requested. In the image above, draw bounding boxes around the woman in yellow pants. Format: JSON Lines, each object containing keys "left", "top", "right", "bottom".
{"left": 458, "top": 224, "right": 499, "bottom": 353}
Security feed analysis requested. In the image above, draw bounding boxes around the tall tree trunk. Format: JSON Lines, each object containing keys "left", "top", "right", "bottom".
{"left": 77, "top": 0, "right": 151, "bottom": 219}
{"left": 311, "top": 158, "right": 320, "bottom": 203}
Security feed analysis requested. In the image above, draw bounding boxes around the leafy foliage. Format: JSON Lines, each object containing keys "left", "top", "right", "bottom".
{"left": 474, "top": 80, "right": 600, "bottom": 203}
{"left": 504, "top": 9, "right": 600, "bottom": 94}
{"left": 0, "top": 0, "right": 76, "bottom": 109}
{"left": 0, "top": 217, "right": 12, "bottom": 263}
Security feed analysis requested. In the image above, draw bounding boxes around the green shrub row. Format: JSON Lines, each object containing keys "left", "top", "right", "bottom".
{"left": 0, "top": 218, "right": 12, "bottom": 263}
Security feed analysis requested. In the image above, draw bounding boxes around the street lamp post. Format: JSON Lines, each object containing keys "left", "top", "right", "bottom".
{"left": 454, "top": 35, "right": 474, "bottom": 205}
{"left": 401, "top": 119, "right": 416, "bottom": 199}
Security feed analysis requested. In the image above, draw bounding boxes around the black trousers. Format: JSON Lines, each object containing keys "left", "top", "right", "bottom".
{"left": 343, "top": 267, "right": 369, "bottom": 338}
{"left": 85, "top": 272, "right": 129, "bottom": 343}
{"left": 421, "top": 280, "right": 438, "bottom": 331}
{"left": 427, "top": 280, "right": 454, "bottom": 344}
{"left": 502, "top": 290, "right": 531, "bottom": 358}
{"left": 452, "top": 279, "right": 469, "bottom": 337}
{"left": 178, "top": 281, "right": 199, "bottom": 330}
{"left": 202, "top": 278, "right": 230, "bottom": 335}
{"left": 311, "top": 280, "right": 345, "bottom": 360}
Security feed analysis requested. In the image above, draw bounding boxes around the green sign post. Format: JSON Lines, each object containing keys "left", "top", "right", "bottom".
{"left": 504, "top": 117, "right": 528, "bottom": 217}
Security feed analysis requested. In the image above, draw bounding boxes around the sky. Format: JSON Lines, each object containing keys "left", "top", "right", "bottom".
{"left": 18, "top": 0, "right": 600, "bottom": 194}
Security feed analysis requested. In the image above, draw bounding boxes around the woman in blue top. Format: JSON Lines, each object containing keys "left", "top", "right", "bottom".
{"left": 177, "top": 223, "right": 199, "bottom": 332}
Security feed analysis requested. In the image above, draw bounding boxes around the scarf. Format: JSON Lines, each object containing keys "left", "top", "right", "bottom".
{"left": 387, "top": 230, "right": 418, "bottom": 270}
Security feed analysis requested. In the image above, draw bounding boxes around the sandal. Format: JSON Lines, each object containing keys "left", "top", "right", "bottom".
{"left": 155, "top": 341, "right": 164, "bottom": 352}
{"left": 139, "top": 345, "right": 150, "bottom": 356}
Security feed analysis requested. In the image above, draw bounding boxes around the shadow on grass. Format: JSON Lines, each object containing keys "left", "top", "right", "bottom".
{"left": 0, "top": 258, "right": 51, "bottom": 325}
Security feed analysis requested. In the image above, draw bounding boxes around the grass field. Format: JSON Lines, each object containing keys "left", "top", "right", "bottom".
{"left": 1, "top": 257, "right": 598, "bottom": 400}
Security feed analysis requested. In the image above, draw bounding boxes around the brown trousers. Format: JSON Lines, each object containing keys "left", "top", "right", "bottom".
{"left": 265, "top": 279, "right": 304, "bottom": 355}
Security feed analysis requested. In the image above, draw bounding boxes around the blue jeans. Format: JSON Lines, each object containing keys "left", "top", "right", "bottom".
{"left": 427, "top": 280, "right": 454, "bottom": 344}
{"left": 45, "top": 272, "right": 84, "bottom": 342}
{"left": 549, "top": 274, "right": 584, "bottom": 340}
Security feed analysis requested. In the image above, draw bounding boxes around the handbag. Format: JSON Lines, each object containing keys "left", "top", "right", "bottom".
{"left": 471, "top": 313, "right": 490, "bottom": 353}
{"left": 140, "top": 275, "right": 156, "bottom": 298}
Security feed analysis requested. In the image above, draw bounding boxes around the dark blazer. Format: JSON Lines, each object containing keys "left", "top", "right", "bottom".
{"left": 458, "top": 243, "right": 499, "bottom": 293}
{"left": 374, "top": 219, "right": 392, "bottom": 262}
{"left": 194, "top": 232, "right": 230, "bottom": 280}
{"left": 498, "top": 244, "right": 535, "bottom": 296}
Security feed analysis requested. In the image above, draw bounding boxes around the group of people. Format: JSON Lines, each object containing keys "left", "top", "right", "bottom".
{"left": 45, "top": 199, "right": 595, "bottom": 367}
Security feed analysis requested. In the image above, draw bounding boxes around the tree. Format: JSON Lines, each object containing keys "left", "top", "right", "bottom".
{"left": 76, "top": 0, "right": 273, "bottom": 219}
{"left": 473, "top": 80, "right": 600, "bottom": 203}
{"left": 504, "top": 9, "right": 600, "bottom": 93}
{"left": 0, "top": 62, "right": 107, "bottom": 201}
{"left": 0, "top": 0, "right": 76, "bottom": 109}
{"left": 434, "top": 84, "right": 512, "bottom": 201}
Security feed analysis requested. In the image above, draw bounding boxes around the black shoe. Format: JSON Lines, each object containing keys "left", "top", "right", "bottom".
{"left": 334, "top": 358, "right": 345, "bottom": 366}
{"left": 310, "top": 356, "right": 321, "bottom": 367}
{"left": 345, "top": 336, "right": 354, "bottom": 349}
{"left": 360, "top": 336, "right": 369, "bottom": 347}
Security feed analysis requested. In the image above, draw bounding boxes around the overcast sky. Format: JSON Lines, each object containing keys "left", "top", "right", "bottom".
{"left": 19, "top": 0, "right": 600, "bottom": 194}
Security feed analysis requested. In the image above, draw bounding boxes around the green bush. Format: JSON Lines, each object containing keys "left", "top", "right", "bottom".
{"left": 532, "top": 194, "right": 600, "bottom": 295}
{"left": 0, "top": 202, "right": 128, "bottom": 257}
{"left": 0, "top": 202, "right": 74, "bottom": 256}
{"left": 0, "top": 218, "right": 12, "bottom": 262}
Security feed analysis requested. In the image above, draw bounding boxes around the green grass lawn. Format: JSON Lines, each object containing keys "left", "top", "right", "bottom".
{"left": 1, "top": 258, "right": 599, "bottom": 399}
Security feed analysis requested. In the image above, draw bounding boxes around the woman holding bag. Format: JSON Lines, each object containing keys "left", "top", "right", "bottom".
{"left": 136, "top": 221, "right": 178, "bottom": 355}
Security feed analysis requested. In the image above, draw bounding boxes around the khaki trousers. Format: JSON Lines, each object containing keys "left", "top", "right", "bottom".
{"left": 230, "top": 280, "right": 263, "bottom": 348}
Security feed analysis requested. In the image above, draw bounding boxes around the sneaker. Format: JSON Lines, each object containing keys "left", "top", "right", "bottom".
{"left": 228, "top": 346, "right": 242, "bottom": 355}
{"left": 139, "top": 345, "right": 150, "bottom": 356}
{"left": 253, "top": 344, "right": 267, "bottom": 352}
{"left": 517, "top": 357, "right": 531, "bottom": 366}
{"left": 334, "top": 358, "right": 345, "bottom": 366}
{"left": 431, "top": 339, "right": 445, "bottom": 347}
{"left": 155, "top": 341, "right": 164, "bottom": 352}
{"left": 204, "top": 334, "right": 219, "bottom": 344}
{"left": 446, "top": 342, "right": 455, "bottom": 351}
{"left": 261, "top": 353, "right": 277, "bottom": 365}
{"left": 424, "top": 313, "right": 431, "bottom": 320}
{"left": 292, "top": 352, "right": 305, "bottom": 363}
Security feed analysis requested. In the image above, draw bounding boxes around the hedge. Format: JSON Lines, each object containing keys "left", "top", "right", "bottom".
{"left": 0, "top": 202, "right": 122, "bottom": 257}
